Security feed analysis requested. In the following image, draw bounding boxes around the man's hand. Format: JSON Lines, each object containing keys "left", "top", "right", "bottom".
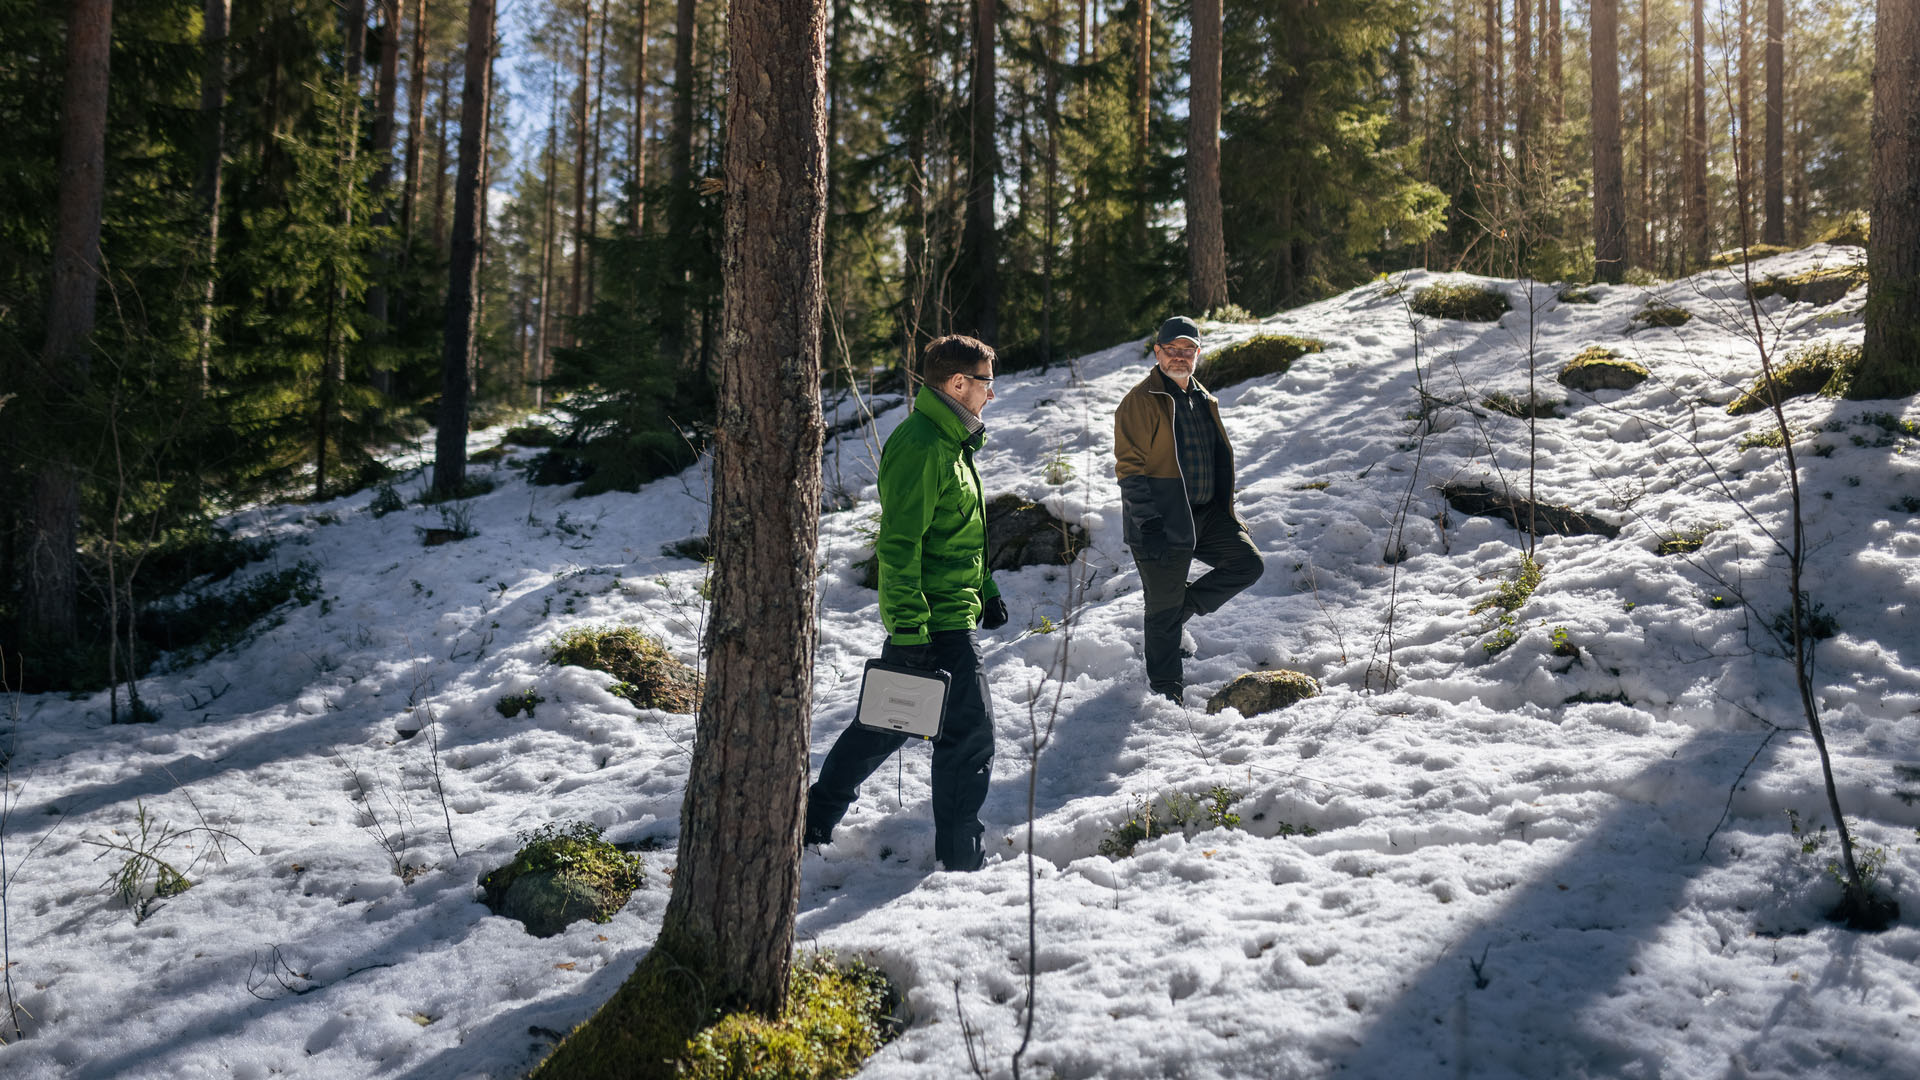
{"left": 980, "top": 595, "right": 1009, "bottom": 630}
{"left": 886, "top": 641, "right": 937, "bottom": 670}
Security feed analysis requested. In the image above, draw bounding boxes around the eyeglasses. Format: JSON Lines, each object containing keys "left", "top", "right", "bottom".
{"left": 957, "top": 373, "right": 996, "bottom": 386}
{"left": 1160, "top": 346, "right": 1199, "bottom": 360}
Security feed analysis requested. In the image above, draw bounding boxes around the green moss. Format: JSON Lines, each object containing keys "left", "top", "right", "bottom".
{"left": 1293, "top": 480, "right": 1332, "bottom": 491}
{"left": 483, "top": 821, "right": 644, "bottom": 903}
{"left": 1708, "top": 244, "right": 1796, "bottom": 267}
{"left": 1816, "top": 212, "right": 1869, "bottom": 248}
{"left": 532, "top": 951, "right": 898, "bottom": 1080}
{"left": 1632, "top": 300, "right": 1693, "bottom": 327}
{"left": 547, "top": 624, "right": 703, "bottom": 713}
{"left": 679, "top": 954, "right": 899, "bottom": 1080}
{"left": 1726, "top": 342, "right": 1861, "bottom": 415}
{"left": 1558, "top": 347, "right": 1650, "bottom": 392}
{"left": 1738, "top": 426, "right": 1790, "bottom": 450}
{"left": 1556, "top": 285, "right": 1600, "bottom": 304}
{"left": 1471, "top": 555, "right": 1543, "bottom": 616}
{"left": 1202, "top": 333, "right": 1326, "bottom": 390}
{"left": 1410, "top": 281, "right": 1510, "bottom": 322}
{"left": 1746, "top": 265, "right": 1867, "bottom": 304}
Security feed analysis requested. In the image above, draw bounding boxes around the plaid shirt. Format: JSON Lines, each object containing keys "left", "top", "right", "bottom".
{"left": 1164, "top": 370, "right": 1220, "bottom": 508}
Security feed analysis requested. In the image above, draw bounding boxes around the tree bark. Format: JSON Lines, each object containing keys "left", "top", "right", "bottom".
{"left": 1688, "top": 0, "right": 1709, "bottom": 267}
{"left": 1856, "top": 0, "right": 1920, "bottom": 399}
{"left": 586, "top": 2, "right": 609, "bottom": 310}
{"left": 661, "top": 0, "right": 698, "bottom": 361}
{"left": 401, "top": 0, "right": 428, "bottom": 248}
{"left": 1639, "top": 0, "right": 1653, "bottom": 264}
{"left": 1186, "top": 0, "right": 1225, "bottom": 313}
{"left": 1591, "top": 0, "right": 1627, "bottom": 282}
{"left": 1548, "top": 0, "right": 1562, "bottom": 123}
{"left": 25, "top": 0, "right": 113, "bottom": 644}
{"left": 368, "top": 0, "right": 401, "bottom": 398}
{"left": 433, "top": 58, "right": 452, "bottom": 252}
{"left": 569, "top": 0, "right": 594, "bottom": 327}
{"left": 528, "top": 0, "right": 827, "bottom": 1067}
{"left": 317, "top": 0, "right": 368, "bottom": 501}
{"left": 434, "top": 0, "right": 494, "bottom": 495}
{"left": 629, "top": 0, "right": 649, "bottom": 233}
{"left": 958, "top": 0, "right": 998, "bottom": 342}
{"left": 1514, "top": 0, "right": 1532, "bottom": 173}
{"left": 535, "top": 80, "right": 560, "bottom": 408}
{"left": 192, "top": 0, "right": 230, "bottom": 386}
{"left": 1763, "top": 0, "right": 1785, "bottom": 245}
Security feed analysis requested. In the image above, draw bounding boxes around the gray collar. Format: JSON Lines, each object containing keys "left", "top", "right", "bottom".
{"left": 929, "top": 386, "right": 986, "bottom": 434}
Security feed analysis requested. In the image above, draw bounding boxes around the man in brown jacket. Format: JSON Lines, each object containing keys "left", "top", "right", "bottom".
{"left": 1114, "top": 316, "right": 1264, "bottom": 702}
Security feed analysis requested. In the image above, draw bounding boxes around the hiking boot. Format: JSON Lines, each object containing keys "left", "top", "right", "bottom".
{"left": 1150, "top": 682, "right": 1184, "bottom": 704}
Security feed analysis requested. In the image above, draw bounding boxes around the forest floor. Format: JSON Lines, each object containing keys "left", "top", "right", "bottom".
{"left": 4, "top": 246, "right": 1918, "bottom": 1078}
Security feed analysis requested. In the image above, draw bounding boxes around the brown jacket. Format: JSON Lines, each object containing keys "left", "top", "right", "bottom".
{"left": 1113, "top": 366, "right": 1237, "bottom": 551}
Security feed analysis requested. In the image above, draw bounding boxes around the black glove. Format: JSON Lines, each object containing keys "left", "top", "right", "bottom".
{"left": 980, "top": 594, "right": 1009, "bottom": 630}
{"left": 886, "top": 641, "right": 937, "bottom": 670}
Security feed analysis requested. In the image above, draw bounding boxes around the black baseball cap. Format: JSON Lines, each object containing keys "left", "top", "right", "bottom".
{"left": 1155, "top": 316, "right": 1202, "bottom": 345}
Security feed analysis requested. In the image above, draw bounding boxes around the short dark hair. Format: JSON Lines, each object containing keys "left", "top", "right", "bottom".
{"left": 920, "top": 335, "right": 995, "bottom": 388}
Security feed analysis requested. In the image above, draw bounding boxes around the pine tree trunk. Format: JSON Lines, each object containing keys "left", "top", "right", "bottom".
{"left": 586, "top": 3, "right": 609, "bottom": 310}
{"left": 958, "top": 0, "right": 998, "bottom": 342}
{"left": 368, "top": 0, "right": 401, "bottom": 399}
{"left": 662, "top": 0, "right": 698, "bottom": 362}
{"left": 1186, "top": 0, "right": 1225, "bottom": 313}
{"left": 433, "top": 59, "right": 452, "bottom": 252}
{"left": 434, "top": 0, "right": 493, "bottom": 495}
{"left": 192, "top": 0, "right": 230, "bottom": 387}
{"left": 1856, "top": 0, "right": 1920, "bottom": 399}
{"left": 25, "top": 0, "right": 113, "bottom": 645}
{"left": 535, "top": 84, "right": 559, "bottom": 409}
{"left": 1738, "top": 0, "right": 1753, "bottom": 242}
{"left": 1514, "top": 0, "right": 1532, "bottom": 174}
{"left": 1688, "top": 0, "right": 1709, "bottom": 267}
{"left": 1640, "top": 0, "right": 1653, "bottom": 264}
{"left": 529, "top": 0, "right": 826, "bottom": 1063}
{"left": 629, "top": 0, "right": 649, "bottom": 233}
{"left": 1481, "top": 0, "right": 1498, "bottom": 166}
{"left": 402, "top": 0, "right": 428, "bottom": 248}
{"left": 569, "top": 1, "right": 593, "bottom": 327}
{"left": 318, "top": 0, "right": 369, "bottom": 501}
{"left": 1592, "top": 0, "right": 1627, "bottom": 282}
{"left": 1548, "top": 0, "right": 1562, "bottom": 123}
{"left": 1763, "top": 0, "right": 1785, "bottom": 245}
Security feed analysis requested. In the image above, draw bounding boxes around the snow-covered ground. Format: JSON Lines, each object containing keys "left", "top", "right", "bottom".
{"left": 4, "top": 246, "right": 1918, "bottom": 1079}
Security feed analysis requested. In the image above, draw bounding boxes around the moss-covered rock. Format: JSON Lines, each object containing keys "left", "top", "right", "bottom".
{"left": 1632, "top": 300, "right": 1692, "bottom": 327}
{"left": 547, "top": 624, "right": 703, "bottom": 712}
{"left": 1556, "top": 284, "right": 1601, "bottom": 304}
{"left": 1558, "top": 347, "right": 1650, "bottom": 392}
{"left": 1817, "top": 212, "right": 1869, "bottom": 248}
{"left": 1206, "top": 670, "right": 1321, "bottom": 717}
{"left": 1202, "top": 333, "right": 1326, "bottom": 390}
{"left": 1726, "top": 342, "right": 1861, "bottom": 415}
{"left": 1747, "top": 265, "right": 1866, "bottom": 306}
{"left": 1410, "top": 281, "right": 1510, "bottom": 322}
{"left": 1482, "top": 391, "right": 1563, "bottom": 419}
{"left": 985, "top": 494, "right": 1085, "bottom": 570}
{"left": 482, "top": 822, "right": 645, "bottom": 938}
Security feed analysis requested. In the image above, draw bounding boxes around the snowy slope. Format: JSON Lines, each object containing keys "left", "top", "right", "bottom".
{"left": 3, "top": 245, "right": 1918, "bottom": 1079}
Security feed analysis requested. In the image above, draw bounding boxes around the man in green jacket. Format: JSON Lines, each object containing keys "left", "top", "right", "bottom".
{"left": 1114, "top": 316, "right": 1264, "bottom": 703}
{"left": 804, "top": 335, "right": 1008, "bottom": 872}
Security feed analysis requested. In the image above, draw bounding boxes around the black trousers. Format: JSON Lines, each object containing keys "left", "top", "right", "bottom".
{"left": 806, "top": 629, "right": 995, "bottom": 871}
{"left": 1132, "top": 500, "right": 1264, "bottom": 693}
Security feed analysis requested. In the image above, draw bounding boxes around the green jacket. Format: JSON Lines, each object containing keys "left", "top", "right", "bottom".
{"left": 877, "top": 388, "right": 1001, "bottom": 645}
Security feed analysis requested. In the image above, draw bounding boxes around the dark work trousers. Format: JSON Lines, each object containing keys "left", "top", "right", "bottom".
{"left": 806, "top": 630, "right": 995, "bottom": 871}
{"left": 1133, "top": 500, "right": 1264, "bottom": 694}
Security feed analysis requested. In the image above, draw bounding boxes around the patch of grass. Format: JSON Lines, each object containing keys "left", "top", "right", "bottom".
{"left": 1656, "top": 521, "right": 1727, "bottom": 556}
{"left": 1482, "top": 391, "right": 1563, "bottom": 420}
{"left": 495, "top": 689, "right": 545, "bottom": 719}
{"left": 1410, "top": 281, "right": 1510, "bottom": 322}
{"left": 1202, "top": 333, "right": 1326, "bottom": 390}
{"left": 1708, "top": 244, "right": 1796, "bottom": 267}
{"left": 1042, "top": 438, "right": 1076, "bottom": 485}
{"left": 1099, "top": 786, "right": 1246, "bottom": 858}
{"left": 677, "top": 953, "right": 900, "bottom": 1080}
{"left": 546, "top": 624, "right": 703, "bottom": 713}
{"left": 481, "top": 821, "right": 645, "bottom": 916}
{"left": 1556, "top": 284, "right": 1600, "bottom": 304}
{"left": 1632, "top": 300, "right": 1692, "bottom": 327}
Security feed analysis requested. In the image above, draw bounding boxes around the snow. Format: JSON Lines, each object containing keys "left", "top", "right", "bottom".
{"left": 5, "top": 245, "right": 1919, "bottom": 1078}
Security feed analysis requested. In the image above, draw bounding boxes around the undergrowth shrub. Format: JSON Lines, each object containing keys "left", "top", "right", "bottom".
{"left": 677, "top": 953, "right": 900, "bottom": 1080}
{"left": 1409, "top": 281, "right": 1509, "bottom": 322}
{"left": 546, "top": 624, "right": 703, "bottom": 713}
{"left": 139, "top": 561, "right": 322, "bottom": 661}
{"left": 1472, "top": 555, "right": 1543, "bottom": 656}
{"left": 1099, "top": 786, "right": 1245, "bottom": 858}
{"left": 1656, "top": 521, "right": 1727, "bottom": 556}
